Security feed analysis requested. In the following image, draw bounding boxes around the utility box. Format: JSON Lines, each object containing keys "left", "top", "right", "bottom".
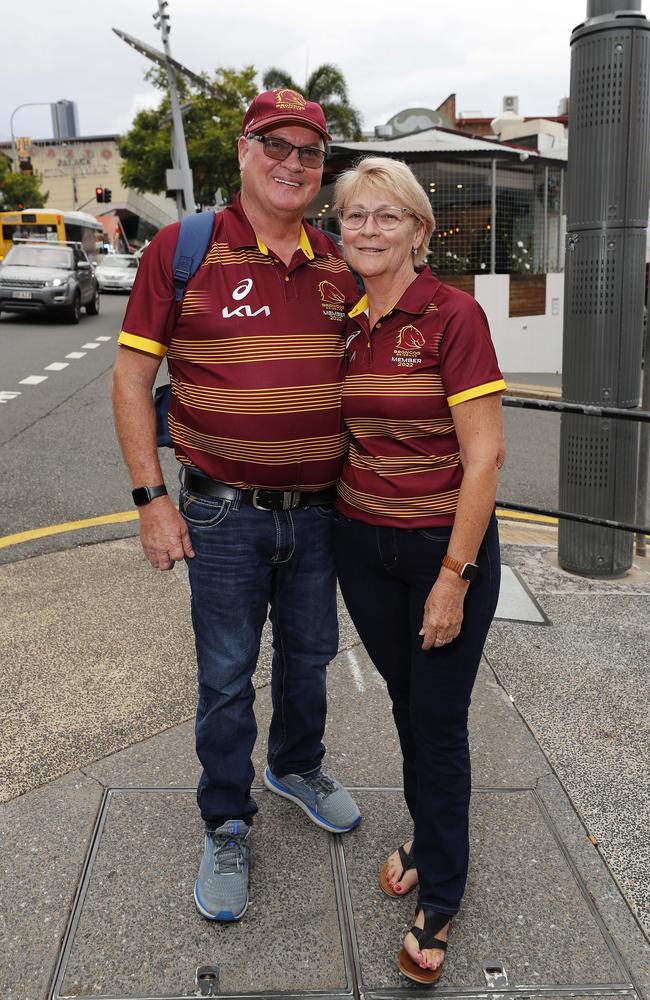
{"left": 558, "top": 2, "right": 650, "bottom": 576}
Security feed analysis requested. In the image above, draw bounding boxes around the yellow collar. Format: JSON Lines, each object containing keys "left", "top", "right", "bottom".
{"left": 255, "top": 225, "right": 314, "bottom": 260}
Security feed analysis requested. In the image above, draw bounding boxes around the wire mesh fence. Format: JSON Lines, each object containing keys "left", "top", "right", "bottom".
{"left": 411, "top": 159, "right": 565, "bottom": 276}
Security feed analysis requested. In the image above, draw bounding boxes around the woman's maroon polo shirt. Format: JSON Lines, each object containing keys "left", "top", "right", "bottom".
{"left": 336, "top": 269, "right": 506, "bottom": 528}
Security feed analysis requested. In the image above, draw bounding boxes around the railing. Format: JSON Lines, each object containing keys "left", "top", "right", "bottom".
{"left": 498, "top": 396, "right": 650, "bottom": 536}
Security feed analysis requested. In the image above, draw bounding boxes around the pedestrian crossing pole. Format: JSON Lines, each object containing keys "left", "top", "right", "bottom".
{"left": 558, "top": 0, "right": 650, "bottom": 576}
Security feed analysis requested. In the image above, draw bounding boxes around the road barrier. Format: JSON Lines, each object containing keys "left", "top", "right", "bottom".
{"left": 499, "top": 396, "right": 650, "bottom": 536}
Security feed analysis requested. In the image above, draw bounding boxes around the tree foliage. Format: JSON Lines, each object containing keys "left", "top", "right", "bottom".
{"left": 262, "top": 64, "right": 363, "bottom": 140}
{"left": 119, "top": 66, "right": 258, "bottom": 207}
{"left": 0, "top": 156, "right": 47, "bottom": 211}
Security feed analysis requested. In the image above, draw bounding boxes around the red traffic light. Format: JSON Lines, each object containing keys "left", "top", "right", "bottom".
{"left": 95, "top": 187, "right": 104, "bottom": 203}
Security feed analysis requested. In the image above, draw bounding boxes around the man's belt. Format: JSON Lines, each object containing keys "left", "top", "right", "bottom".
{"left": 181, "top": 470, "right": 337, "bottom": 512}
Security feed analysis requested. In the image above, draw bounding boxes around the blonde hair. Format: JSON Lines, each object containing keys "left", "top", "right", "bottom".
{"left": 333, "top": 157, "right": 435, "bottom": 267}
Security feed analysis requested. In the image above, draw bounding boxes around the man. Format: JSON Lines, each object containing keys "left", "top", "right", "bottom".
{"left": 112, "top": 90, "right": 361, "bottom": 923}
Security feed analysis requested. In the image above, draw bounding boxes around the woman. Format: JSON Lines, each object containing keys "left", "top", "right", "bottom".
{"left": 332, "top": 158, "right": 505, "bottom": 984}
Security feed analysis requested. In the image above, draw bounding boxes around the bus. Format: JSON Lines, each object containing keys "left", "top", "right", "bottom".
{"left": 0, "top": 209, "right": 103, "bottom": 262}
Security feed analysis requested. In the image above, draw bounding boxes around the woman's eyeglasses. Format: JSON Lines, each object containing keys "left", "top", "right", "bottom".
{"left": 338, "top": 207, "right": 417, "bottom": 231}
{"left": 247, "top": 134, "right": 326, "bottom": 169}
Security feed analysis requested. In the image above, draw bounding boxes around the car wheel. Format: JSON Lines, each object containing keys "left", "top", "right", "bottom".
{"left": 66, "top": 291, "right": 81, "bottom": 325}
{"left": 86, "top": 285, "right": 100, "bottom": 316}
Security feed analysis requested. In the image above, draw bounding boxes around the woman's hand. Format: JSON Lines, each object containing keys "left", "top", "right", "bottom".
{"left": 419, "top": 571, "right": 468, "bottom": 650}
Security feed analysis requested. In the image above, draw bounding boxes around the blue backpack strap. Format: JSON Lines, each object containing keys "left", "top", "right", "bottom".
{"left": 172, "top": 210, "right": 215, "bottom": 302}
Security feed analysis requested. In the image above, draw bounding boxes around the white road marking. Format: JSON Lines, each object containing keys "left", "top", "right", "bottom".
{"left": 0, "top": 391, "right": 22, "bottom": 402}
{"left": 44, "top": 362, "right": 69, "bottom": 371}
{"left": 65, "top": 352, "right": 86, "bottom": 359}
{"left": 81, "top": 343, "right": 100, "bottom": 349}
{"left": 344, "top": 647, "right": 366, "bottom": 693}
{"left": 96, "top": 335, "right": 112, "bottom": 341}
{"left": 19, "top": 375, "right": 48, "bottom": 385}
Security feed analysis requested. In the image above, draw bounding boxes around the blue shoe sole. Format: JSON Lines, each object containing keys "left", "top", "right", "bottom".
{"left": 194, "top": 881, "right": 248, "bottom": 922}
{"left": 263, "top": 766, "right": 361, "bottom": 834}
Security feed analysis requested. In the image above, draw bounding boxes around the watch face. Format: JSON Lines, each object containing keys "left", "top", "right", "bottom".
{"left": 461, "top": 562, "right": 479, "bottom": 582}
{"left": 132, "top": 487, "right": 150, "bottom": 506}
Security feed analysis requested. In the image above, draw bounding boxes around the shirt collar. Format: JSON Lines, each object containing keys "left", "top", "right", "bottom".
{"left": 347, "top": 270, "right": 441, "bottom": 321}
{"left": 224, "top": 193, "right": 315, "bottom": 261}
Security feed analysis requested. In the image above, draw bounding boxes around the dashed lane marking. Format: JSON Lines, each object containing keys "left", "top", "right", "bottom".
{"left": 96, "top": 336, "right": 112, "bottom": 342}
{"left": 44, "top": 362, "right": 69, "bottom": 371}
{"left": 81, "top": 342, "right": 100, "bottom": 349}
{"left": 0, "top": 391, "right": 21, "bottom": 402}
{"left": 65, "top": 352, "right": 86, "bottom": 359}
{"left": 19, "top": 375, "right": 48, "bottom": 385}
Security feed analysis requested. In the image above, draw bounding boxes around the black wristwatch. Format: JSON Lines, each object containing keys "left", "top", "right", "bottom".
{"left": 132, "top": 484, "right": 168, "bottom": 507}
{"left": 442, "top": 553, "right": 479, "bottom": 582}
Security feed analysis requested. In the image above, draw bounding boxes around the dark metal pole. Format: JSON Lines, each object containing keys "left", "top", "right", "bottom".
{"left": 490, "top": 159, "right": 497, "bottom": 274}
{"left": 636, "top": 311, "right": 650, "bottom": 555}
{"left": 558, "top": 0, "right": 650, "bottom": 576}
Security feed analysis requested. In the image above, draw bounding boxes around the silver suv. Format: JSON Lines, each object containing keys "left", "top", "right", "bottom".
{"left": 0, "top": 241, "right": 100, "bottom": 324}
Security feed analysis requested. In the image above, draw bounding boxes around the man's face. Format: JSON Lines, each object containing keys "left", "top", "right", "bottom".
{"left": 238, "top": 124, "right": 324, "bottom": 220}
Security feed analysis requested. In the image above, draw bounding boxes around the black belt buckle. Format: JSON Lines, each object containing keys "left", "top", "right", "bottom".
{"left": 251, "top": 489, "right": 299, "bottom": 511}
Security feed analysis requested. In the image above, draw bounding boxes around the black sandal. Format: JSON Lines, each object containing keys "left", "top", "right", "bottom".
{"left": 379, "top": 843, "right": 417, "bottom": 898}
{"left": 398, "top": 907, "right": 450, "bottom": 984}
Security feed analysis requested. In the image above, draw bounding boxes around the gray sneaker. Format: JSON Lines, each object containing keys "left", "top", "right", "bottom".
{"left": 264, "top": 766, "right": 361, "bottom": 833}
{"left": 194, "top": 819, "right": 251, "bottom": 922}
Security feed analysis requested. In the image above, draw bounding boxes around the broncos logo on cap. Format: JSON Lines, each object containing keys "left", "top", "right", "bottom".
{"left": 274, "top": 89, "right": 307, "bottom": 110}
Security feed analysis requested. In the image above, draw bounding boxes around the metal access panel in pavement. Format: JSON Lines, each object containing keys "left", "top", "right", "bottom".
{"left": 49, "top": 785, "right": 638, "bottom": 1000}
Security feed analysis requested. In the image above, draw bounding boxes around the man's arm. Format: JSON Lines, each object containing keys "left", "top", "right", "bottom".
{"left": 112, "top": 346, "right": 195, "bottom": 570}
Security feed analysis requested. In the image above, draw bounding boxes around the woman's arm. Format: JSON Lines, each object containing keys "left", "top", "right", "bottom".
{"left": 419, "top": 393, "right": 504, "bottom": 650}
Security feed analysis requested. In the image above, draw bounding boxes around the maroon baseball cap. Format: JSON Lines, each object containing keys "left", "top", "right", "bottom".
{"left": 242, "top": 88, "right": 331, "bottom": 142}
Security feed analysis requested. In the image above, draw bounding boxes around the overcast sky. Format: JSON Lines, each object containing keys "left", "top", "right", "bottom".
{"left": 3, "top": 0, "right": 595, "bottom": 143}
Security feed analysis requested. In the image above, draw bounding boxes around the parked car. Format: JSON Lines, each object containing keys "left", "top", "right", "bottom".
{"left": 95, "top": 254, "right": 138, "bottom": 293}
{"left": 0, "top": 242, "right": 99, "bottom": 324}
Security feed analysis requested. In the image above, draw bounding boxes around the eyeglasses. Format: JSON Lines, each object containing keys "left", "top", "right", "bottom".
{"left": 338, "top": 206, "right": 417, "bottom": 231}
{"left": 247, "top": 133, "right": 326, "bottom": 168}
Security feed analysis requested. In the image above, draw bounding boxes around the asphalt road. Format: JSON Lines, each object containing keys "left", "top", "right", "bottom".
{"left": 0, "top": 295, "right": 643, "bottom": 566}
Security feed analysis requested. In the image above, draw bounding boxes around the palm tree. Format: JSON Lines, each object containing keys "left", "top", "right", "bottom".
{"left": 262, "top": 64, "right": 363, "bottom": 140}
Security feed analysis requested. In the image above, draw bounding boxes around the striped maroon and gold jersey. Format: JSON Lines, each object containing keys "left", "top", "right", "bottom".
{"left": 118, "top": 195, "right": 359, "bottom": 490}
{"left": 336, "top": 269, "right": 506, "bottom": 528}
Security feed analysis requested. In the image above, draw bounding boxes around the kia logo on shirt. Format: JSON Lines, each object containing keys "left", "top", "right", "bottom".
{"left": 222, "top": 277, "right": 271, "bottom": 318}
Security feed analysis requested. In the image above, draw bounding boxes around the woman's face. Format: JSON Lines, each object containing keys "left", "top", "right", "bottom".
{"left": 340, "top": 186, "right": 425, "bottom": 282}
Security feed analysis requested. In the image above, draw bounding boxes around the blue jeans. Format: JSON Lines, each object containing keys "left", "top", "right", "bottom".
{"left": 180, "top": 484, "right": 338, "bottom": 826}
{"left": 333, "top": 513, "right": 500, "bottom": 915}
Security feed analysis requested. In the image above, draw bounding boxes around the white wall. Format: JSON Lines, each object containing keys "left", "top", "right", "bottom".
{"left": 474, "top": 272, "right": 564, "bottom": 373}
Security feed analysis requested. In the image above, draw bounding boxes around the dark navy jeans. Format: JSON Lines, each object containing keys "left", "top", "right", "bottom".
{"left": 333, "top": 513, "right": 500, "bottom": 915}
{"left": 180, "top": 483, "right": 338, "bottom": 826}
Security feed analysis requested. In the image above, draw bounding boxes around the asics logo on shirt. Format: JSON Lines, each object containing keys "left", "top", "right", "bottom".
{"left": 222, "top": 277, "right": 271, "bottom": 318}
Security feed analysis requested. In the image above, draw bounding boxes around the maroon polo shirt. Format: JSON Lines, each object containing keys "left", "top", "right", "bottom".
{"left": 118, "top": 195, "right": 359, "bottom": 490}
{"left": 336, "top": 269, "right": 506, "bottom": 527}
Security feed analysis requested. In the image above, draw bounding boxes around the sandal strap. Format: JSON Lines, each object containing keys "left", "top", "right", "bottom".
{"left": 397, "top": 844, "right": 416, "bottom": 875}
{"left": 410, "top": 910, "right": 450, "bottom": 952}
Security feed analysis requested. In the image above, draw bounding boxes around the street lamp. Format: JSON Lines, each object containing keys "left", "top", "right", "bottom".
{"left": 9, "top": 102, "right": 53, "bottom": 173}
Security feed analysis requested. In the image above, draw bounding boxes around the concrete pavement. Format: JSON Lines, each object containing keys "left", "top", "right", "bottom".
{"left": 1, "top": 518, "right": 649, "bottom": 1000}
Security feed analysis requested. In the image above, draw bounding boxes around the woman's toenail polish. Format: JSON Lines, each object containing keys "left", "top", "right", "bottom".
{"left": 395, "top": 884, "right": 401, "bottom": 891}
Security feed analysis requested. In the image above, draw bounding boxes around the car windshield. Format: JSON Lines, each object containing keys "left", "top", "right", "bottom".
{"left": 3, "top": 245, "right": 73, "bottom": 269}
{"left": 101, "top": 256, "right": 137, "bottom": 270}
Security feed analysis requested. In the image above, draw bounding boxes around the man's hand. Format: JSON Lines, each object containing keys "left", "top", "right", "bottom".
{"left": 419, "top": 571, "right": 468, "bottom": 651}
{"left": 139, "top": 497, "right": 195, "bottom": 570}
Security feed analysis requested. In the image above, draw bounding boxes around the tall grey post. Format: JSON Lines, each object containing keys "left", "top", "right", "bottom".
{"left": 558, "top": 0, "right": 650, "bottom": 576}
{"left": 155, "top": 0, "right": 195, "bottom": 217}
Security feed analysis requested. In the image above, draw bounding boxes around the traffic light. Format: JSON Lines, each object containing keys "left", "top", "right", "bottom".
{"left": 104, "top": 188, "right": 112, "bottom": 204}
{"left": 95, "top": 187, "right": 104, "bottom": 203}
